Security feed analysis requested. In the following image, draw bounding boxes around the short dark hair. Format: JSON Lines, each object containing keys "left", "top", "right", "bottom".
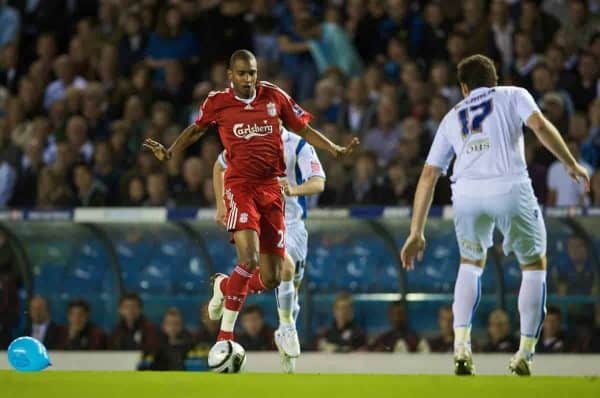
{"left": 457, "top": 54, "right": 498, "bottom": 91}
{"left": 229, "top": 49, "right": 256, "bottom": 69}
{"left": 547, "top": 305, "right": 561, "bottom": 317}
{"left": 68, "top": 299, "right": 90, "bottom": 313}
{"left": 242, "top": 304, "right": 263, "bottom": 317}
{"left": 119, "top": 292, "right": 142, "bottom": 307}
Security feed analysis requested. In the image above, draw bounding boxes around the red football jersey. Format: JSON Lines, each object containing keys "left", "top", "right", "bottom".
{"left": 195, "top": 81, "right": 313, "bottom": 184}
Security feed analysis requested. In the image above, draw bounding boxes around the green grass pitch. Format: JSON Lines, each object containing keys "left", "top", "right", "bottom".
{"left": 1, "top": 371, "right": 599, "bottom": 398}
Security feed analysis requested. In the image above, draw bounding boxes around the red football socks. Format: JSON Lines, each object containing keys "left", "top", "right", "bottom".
{"left": 224, "top": 264, "right": 252, "bottom": 311}
{"left": 248, "top": 268, "right": 266, "bottom": 294}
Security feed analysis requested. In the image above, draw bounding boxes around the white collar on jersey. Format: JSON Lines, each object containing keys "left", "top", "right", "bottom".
{"left": 230, "top": 82, "right": 257, "bottom": 104}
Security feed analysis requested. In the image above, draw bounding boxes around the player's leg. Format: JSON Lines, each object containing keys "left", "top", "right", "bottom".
{"left": 500, "top": 182, "right": 547, "bottom": 376}
{"left": 258, "top": 188, "right": 301, "bottom": 361}
{"left": 452, "top": 195, "right": 494, "bottom": 375}
{"left": 215, "top": 229, "right": 261, "bottom": 341}
{"left": 274, "top": 252, "right": 296, "bottom": 328}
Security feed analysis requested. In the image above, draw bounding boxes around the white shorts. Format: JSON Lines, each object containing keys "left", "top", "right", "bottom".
{"left": 452, "top": 180, "right": 547, "bottom": 265}
{"left": 285, "top": 222, "right": 308, "bottom": 283}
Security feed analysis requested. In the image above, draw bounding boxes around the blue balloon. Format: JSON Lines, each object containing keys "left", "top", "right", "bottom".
{"left": 7, "top": 337, "right": 51, "bottom": 372}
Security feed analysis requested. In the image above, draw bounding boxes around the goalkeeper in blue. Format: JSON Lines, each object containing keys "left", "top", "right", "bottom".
{"left": 401, "top": 55, "right": 590, "bottom": 376}
{"left": 213, "top": 128, "right": 326, "bottom": 373}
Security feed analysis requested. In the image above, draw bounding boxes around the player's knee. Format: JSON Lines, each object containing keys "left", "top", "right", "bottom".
{"left": 239, "top": 251, "right": 260, "bottom": 270}
{"left": 521, "top": 255, "right": 547, "bottom": 271}
{"left": 262, "top": 271, "right": 281, "bottom": 290}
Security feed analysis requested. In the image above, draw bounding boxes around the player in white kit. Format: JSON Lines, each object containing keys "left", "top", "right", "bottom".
{"left": 213, "top": 128, "right": 326, "bottom": 373}
{"left": 400, "top": 55, "right": 590, "bottom": 376}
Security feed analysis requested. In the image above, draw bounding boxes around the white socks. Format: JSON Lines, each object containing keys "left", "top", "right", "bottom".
{"left": 518, "top": 270, "right": 547, "bottom": 357}
{"left": 276, "top": 280, "right": 295, "bottom": 327}
{"left": 452, "top": 264, "right": 483, "bottom": 351}
{"left": 221, "top": 309, "right": 239, "bottom": 333}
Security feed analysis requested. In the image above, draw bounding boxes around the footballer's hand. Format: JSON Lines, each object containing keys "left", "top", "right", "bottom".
{"left": 143, "top": 138, "right": 171, "bottom": 161}
{"left": 215, "top": 205, "right": 227, "bottom": 227}
{"left": 332, "top": 137, "right": 360, "bottom": 158}
{"left": 279, "top": 179, "right": 296, "bottom": 196}
{"left": 566, "top": 162, "right": 590, "bottom": 192}
{"left": 400, "top": 233, "right": 426, "bottom": 271}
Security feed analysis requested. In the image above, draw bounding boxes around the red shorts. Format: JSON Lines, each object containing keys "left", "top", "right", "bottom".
{"left": 224, "top": 182, "right": 285, "bottom": 257}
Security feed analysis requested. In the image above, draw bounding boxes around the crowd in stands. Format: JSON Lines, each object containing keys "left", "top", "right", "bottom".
{"left": 5, "top": 292, "right": 600, "bottom": 371}
{"left": 0, "top": 0, "right": 597, "bottom": 209}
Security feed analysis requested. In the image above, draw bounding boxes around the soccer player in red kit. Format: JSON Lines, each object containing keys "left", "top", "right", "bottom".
{"left": 143, "top": 50, "right": 359, "bottom": 358}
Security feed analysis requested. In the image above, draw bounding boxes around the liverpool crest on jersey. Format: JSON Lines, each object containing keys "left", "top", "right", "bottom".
{"left": 266, "top": 102, "right": 277, "bottom": 117}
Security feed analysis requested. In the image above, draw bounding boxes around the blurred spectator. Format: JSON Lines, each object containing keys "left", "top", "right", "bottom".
{"left": 541, "top": 91, "right": 569, "bottom": 136}
{"left": 519, "top": 0, "right": 560, "bottom": 53}
{"left": 24, "top": 295, "right": 66, "bottom": 350}
{"left": 552, "top": 235, "right": 596, "bottom": 296}
{"left": 455, "top": 0, "right": 493, "bottom": 57}
{"left": 371, "top": 301, "right": 424, "bottom": 352}
{"left": 0, "top": 1, "right": 19, "bottom": 48}
{"left": 73, "top": 162, "right": 108, "bottom": 207}
{"left": 546, "top": 140, "right": 593, "bottom": 206}
{"left": 571, "top": 51, "right": 598, "bottom": 112}
{"left": 122, "top": 175, "right": 146, "bottom": 207}
{"left": 145, "top": 172, "right": 174, "bottom": 207}
{"left": 237, "top": 304, "right": 275, "bottom": 351}
{"left": 93, "top": 140, "right": 120, "bottom": 203}
{"left": 65, "top": 115, "right": 94, "bottom": 164}
{"left": 384, "top": 160, "right": 412, "bottom": 205}
{"left": 109, "top": 292, "right": 159, "bottom": 352}
{"left": 537, "top": 306, "right": 568, "bottom": 353}
{"left": 195, "top": 301, "right": 219, "bottom": 349}
{"left": 150, "top": 308, "right": 194, "bottom": 370}
{"left": 63, "top": 299, "right": 106, "bottom": 350}
{"left": 427, "top": 305, "right": 454, "bottom": 353}
{"left": 568, "top": 112, "right": 598, "bottom": 168}
{"left": 174, "top": 157, "right": 207, "bottom": 207}
{"left": 317, "top": 292, "right": 366, "bottom": 353}
{"left": 490, "top": 0, "right": 514, "bottom": 77}
{"left": 44, "top": 55, "right": 87, "bottom": 109}
{"left": 481, "top": 309, "right": 518, "bottom": 353}
{"left": 36, "top": 166, "right": 74, "bottom": 208}
{"left": 563, "top": 0, "right": 598, "bottom": 48}
{"left": 430, "top": 61, "right": 461, "bottom": 106}
{"left": 338, "top": 151, "right": 388, "bottom": 205}
{"left": 145, "top": 6, "right": 198, "bottom": 82}
{"left": 0, "top": 42, "right": 23, "bottom": 94}
{"left": 363, "top": 95, "right": 402, "bottom": 167}
{"left": 338, "top": 76, "right": 373, "bottom": 134}
{"left": 420, "top": 1, "right": 449, "bottom": 66}
{"left": 0, "top": 230, "right": 18, "bottom": 349}
{"left": 510, "top": 31, "right": 540, "bottom": 92}
{"left": 425, "top": 95, "right": 450, "bottom": 138}
{"left": 117, "top": 12, "right": 147, "bottom": 76}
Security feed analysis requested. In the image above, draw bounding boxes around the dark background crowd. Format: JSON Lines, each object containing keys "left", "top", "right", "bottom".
{"left": 6, "top": 292, "right": 600, "bottom": 371}
{"left": 0, "top": 0, "right": 597, "bottom": 209}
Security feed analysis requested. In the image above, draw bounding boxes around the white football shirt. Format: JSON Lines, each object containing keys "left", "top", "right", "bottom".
{"left": 218, "top": 128, "right": 326, "bottom": 226}
{"left": 426, "top": 86, "right": 541, "bottom": 194}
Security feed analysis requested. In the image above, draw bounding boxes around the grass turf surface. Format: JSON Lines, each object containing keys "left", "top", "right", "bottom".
{"left": 1, "top": 371, "right": 599, "bottom": 398}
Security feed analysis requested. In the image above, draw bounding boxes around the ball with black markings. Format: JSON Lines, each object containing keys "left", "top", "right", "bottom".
{"left": 208, "top": 340, "right": 247, "bottom": 373}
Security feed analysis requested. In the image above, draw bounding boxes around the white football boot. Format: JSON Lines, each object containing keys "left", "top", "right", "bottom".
{"left": 454, "top": 345, "right": 475, "bottom": 376}
{"left": 274, "top": 325, "right": 301, "bottom": 374}
{"left": 508, "top": 351, "right": 533, "bottom": 376}
{"left": 208, "top": 273, "right": 227, "bottom": 320}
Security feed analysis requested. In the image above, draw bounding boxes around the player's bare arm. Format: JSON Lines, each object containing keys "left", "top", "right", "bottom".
{"left": 296, "top": 124, "right": 360, "bottom": 158}
{"left": 212, "top": 159, "right": 227, "bottom": 226}
{"left": 400, "top": 165, "right": 442, "bottom": 271}
{"left": 143, "top": 123, "right": 207, "bottom": 161}
{"left": 526, "top": 111, "right": 590, "bottom": 190}
{"left": 280, "top": 176, "right": 325, "bottom": 197}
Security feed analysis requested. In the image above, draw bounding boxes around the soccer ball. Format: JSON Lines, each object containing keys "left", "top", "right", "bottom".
{"left": 208, "top": 340, "right": 247, "bottom": 373}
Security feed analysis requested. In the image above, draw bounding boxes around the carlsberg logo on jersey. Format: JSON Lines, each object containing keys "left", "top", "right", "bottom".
{"left": 233, "top": 122, "right": 274, "bottom": 139}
